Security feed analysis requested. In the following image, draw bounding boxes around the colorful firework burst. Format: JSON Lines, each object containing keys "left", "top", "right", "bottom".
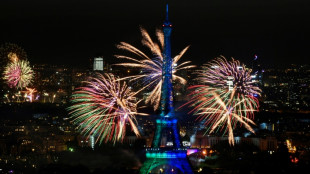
{"left": 115, "top": 27, "right": 195, "bottom": 110}
{"left": 68, "top": 73, "right": 147, "bottom": 144}
{"left": 183, "top": 56, "right": 261, "bottom": 145}
{"left": 3, "top": 60, "right": 34, "bottom": 89}
{"left": 0, "top": 43, "right": 27, "bottom": 68}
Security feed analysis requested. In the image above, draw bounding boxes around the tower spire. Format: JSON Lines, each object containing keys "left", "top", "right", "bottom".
{"left": 161, "top": 0, "right": 173, "bottom": 117}
{"left": 163, "top": 0, "right": 172, "bottom": 27}
{"left": 165, "top": 3, "right": 169, "bottom": 21}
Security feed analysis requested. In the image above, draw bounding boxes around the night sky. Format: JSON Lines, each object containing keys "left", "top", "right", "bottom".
{"left": 0, "top": 0, "right": 309, "bottom": 68}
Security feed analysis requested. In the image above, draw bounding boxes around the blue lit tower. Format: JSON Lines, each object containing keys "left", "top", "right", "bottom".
{"left": 139, "top": 3, "right": 193, "bottom": 174}
{"left": 161, "top": 3, "right": 174, "bottom": 118}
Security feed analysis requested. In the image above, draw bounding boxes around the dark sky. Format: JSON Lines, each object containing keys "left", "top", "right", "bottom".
{"left": 0, "top": 0, "right": 309, "bottom": 68}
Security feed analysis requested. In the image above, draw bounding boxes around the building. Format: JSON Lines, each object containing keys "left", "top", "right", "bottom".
{"left": 190, "top": 135, "right": 277, "bottom": 151}
{"left": 93, "top": 57, "right": 104, "bottom": 71}
{"left": 139, "top": 3, "right": 193, "bottom": 174}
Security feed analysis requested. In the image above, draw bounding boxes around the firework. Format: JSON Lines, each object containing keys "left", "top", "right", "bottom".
{"left": 68, "top": 73, "right": 147, "bottom": 144}
{"left": 183, "top": 56, "right": 261, "bottom": 145}
{"left": 3, "top": 60, "right": 34, "bottom": 89}
{"left": 115, "top": 27, "right": 195, "bottom": 110}
{"left": 8, "top": 52, "right": 19, "bottom": 62}
{"left": 24, "top": 87, "right": 37, "bottom": 102}
{"left": 0, "top": 43, "right": 27, "bottom": 68}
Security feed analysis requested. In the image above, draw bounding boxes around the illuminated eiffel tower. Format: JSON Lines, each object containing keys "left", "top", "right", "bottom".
{"left": 139, "top": 3, "right": 193, "bottom": 174}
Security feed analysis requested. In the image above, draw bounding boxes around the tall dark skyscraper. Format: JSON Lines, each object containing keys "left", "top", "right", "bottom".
{"left": 140, "top": 3, "right": 193, "bottom": 174}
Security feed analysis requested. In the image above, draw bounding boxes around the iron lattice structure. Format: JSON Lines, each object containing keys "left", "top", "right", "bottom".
{"left": 139, "top": 4, "right": 193, "bottom": 174}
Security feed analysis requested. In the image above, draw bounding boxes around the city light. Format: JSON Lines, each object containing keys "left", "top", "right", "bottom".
{"left": 146, "top": 151, "right": 187, "bottom": 158}
{"left": 68, "top": 147, "right": 74, "bottom": 152}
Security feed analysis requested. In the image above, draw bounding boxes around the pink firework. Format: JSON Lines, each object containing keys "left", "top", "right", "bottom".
{"left": 3, "top": 60, "right": 33, "bottom": 89}
{"left": 3, "top": 63, "right": 21, "bottom": 88}
{"left": 182, "top": 56, "right": 261, "bottom": 145}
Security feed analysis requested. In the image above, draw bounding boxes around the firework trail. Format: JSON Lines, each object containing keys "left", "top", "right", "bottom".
{"left": 115, "top": 27, "right": 195, "bottom": 110}
{"left": 3, "top": 60, "right": 34, "bottom": 89}
{"left": 68, "top": 73, "right": 147, "bottom": 144}
{"left": 182, "top": 56, "right": 261, "bottom": 145}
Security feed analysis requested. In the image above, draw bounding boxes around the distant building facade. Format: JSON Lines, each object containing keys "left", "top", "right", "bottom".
{"left": 93, "top": 57, "right": 104, "bottom": 71}
{"left": 190, "top": 135, "right": 277, "bottom": 151}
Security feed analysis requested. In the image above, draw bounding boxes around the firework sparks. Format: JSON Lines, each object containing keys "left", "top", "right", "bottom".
{"left": 8, "top": 52, "right": 19, "bottom": 62}
{"left": 183, "top": 56, "right": 261, "bottom": 145}
{"left": 115, "top": 27, "right": 195, "bottom": 110}
{"left": 24, "top": 87, "right": 37, "bottom": 102}
{"left": 3, "top": 60, "right": 34, "bottom": 89}
{"left": 0, "top": 43, "right": 27, "bottom": 70}
{"left": 68, "top": 73, "right": 147, "bottom": 144}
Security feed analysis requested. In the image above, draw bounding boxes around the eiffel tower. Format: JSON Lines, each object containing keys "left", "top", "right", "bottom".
{"left": 139, "top": 3, "right": 193, "bottom": 174}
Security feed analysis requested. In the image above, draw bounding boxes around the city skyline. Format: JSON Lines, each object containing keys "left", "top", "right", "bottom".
{"left": 0, "top": 0, "right": 309, "bottom": 67}
{"left": 0, "top": 1, "right": 309, "bottom": 173}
